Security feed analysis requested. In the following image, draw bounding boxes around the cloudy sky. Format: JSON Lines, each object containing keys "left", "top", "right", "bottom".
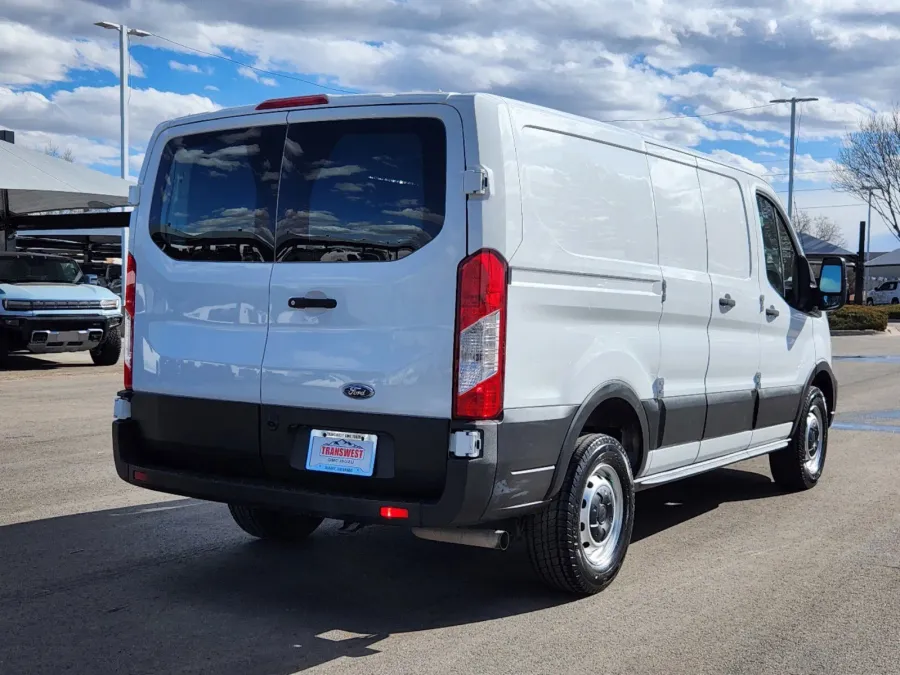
{"left": 1, "top": 0, "right": 898, "bottom": 251}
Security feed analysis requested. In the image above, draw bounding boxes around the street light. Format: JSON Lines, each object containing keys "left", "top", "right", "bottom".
{"left": 94, "top": 22, "right": 149, "bottom": 181}
{"left": 94, "top": 21, "right": 149, "bottom": 304}
{"left": 770, "top": 96, "right": 819, "bottom": 221}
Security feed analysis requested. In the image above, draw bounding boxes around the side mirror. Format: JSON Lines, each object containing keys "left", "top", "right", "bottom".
{"left": 817, "top": 256, "right": 848, "bottom": 312}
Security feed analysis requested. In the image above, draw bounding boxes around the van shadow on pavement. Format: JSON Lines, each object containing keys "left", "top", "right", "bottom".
{"left": 0, "top": 466, "right": 780, "bottom": 674}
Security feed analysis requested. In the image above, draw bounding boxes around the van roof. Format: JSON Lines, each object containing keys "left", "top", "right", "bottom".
{"left": 159, "top": 91, "right": 772, "bottom": 185}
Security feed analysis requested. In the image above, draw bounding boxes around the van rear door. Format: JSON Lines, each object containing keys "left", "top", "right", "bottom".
{"left": 259, "top": 104, "right": 468, "bottom": 494}
{"left": 131, "top": 112, "right": 287, "bottom": 476}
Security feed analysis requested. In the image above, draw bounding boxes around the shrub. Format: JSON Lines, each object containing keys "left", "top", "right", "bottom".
{"left": 829, "top": 305, "right": 888, "bottom": 331}
{"left": 879, "top": 306, "right": 900, "bottom": 321}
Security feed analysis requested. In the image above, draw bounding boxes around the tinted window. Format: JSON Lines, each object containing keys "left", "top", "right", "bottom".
{"left": 0, "top": 255, "right": 82, "bottom": 284}
{"left": 757, "top": 194, "right": 799, "bottom": 305}
{"left": 148, "top": 125, "right": 286, "bottom": 262}
{"left": 699, "top": 170, "right": 751, "bottom": 278}
{"left": 275, "top": 117, "right": 446, "bottom": 262}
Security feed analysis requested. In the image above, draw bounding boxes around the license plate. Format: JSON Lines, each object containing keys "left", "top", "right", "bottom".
{"left": 306, "top": 429, "right": 378, "bottom": 477}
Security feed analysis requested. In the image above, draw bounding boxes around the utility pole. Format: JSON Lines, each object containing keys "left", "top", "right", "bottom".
{"left": 861, "top": 186, "right": 876, "bottom": 300}
{"left": 770, "top": 96, "right": 819, "bottom": 221}
{"left": 94, "top": 22, "right": 149, "bottom": 302}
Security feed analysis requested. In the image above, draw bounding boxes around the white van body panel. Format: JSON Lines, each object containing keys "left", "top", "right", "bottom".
{"left": 502, "top": 102, "right": 662, "bottom": 409}
{"left": 130, "top": 110, "right": 288, "bottom": 404}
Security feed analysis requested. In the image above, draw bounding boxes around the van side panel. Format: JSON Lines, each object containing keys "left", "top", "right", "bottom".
{"left": 504, "top": 105, "right": 662, "bottom": 411}
{"left": 645, "top": 151, "right": 712, "bottom": 462}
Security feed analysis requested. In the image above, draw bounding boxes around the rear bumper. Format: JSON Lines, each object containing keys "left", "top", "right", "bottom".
{"left": 111, "top": 393, "right": 575, "bottom": 527}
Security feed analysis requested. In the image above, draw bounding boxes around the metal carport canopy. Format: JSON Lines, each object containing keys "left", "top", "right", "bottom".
{"left": 0, "top": 140, "right": 131, "bottom": 214}
{"left": 866, "top": 249, "right": 900, "bottom": 278}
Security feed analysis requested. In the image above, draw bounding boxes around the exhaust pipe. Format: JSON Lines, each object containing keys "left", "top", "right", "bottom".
{"left": 412, "top": 527, "right": 510, "bottom": 551}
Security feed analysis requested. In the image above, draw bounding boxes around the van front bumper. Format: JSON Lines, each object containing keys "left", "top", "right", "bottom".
{"left": 111, "top": 395, "right": 575, "bottom": 527}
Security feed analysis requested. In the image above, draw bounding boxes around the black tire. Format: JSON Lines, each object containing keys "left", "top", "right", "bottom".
{"left": 90, "top": 328, "right": 122, "bottom": 366}
{"left": 228, "top": 504, "right": 323, "bottom": 542}
{"left": 769, "top": 386, "right": 829, "bottom": 491}
{"left": 866, "top": 298, "right": 874, "bottom": 306}
{"left": 892, "top": 298, "right": 899, "bottom": 305}
{"left": 525, "top": 433, "right": 635, "bottom": 596}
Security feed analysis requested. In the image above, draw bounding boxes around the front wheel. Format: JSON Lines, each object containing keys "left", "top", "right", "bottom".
{"left": 90, "top": 328, "right": 122, "bottom": 366}
{"left": 228, "top": 504, "right": 323, "bottom": 542}
{"left": 525, "top": 433, "right": 635, "bottom": 596}
{"left": 866, "top": 298, "right": 874, "bottom": 306}
{"left": 769, "top": 386, "right": 829, "bottom": 491}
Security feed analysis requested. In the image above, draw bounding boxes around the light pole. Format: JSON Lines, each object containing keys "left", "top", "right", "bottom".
{"left": 770, "top": 96, "right": 819, "bottom": 221}
{"left": 94, "top": 21, "right": 149, "bottom": 302}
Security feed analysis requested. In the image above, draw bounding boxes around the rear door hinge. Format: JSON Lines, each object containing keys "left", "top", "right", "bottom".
{"left": 754, "top": 372, "right": 761, "bottom": 390}
{"left": 463, "top": 167, "right": 490, "bottom": 197}
{"left": 661, "top": 279, "right": 667, "bottom": 303}
{"left": 654, "top": 378, "right": 665, "bottom": 398}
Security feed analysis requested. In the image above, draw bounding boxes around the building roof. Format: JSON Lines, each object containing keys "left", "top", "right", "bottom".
{"left": 0, "top": 140, "right": 131, "bottom": 214}
{"left": 798, "top": 232, "right": 854, "bottom": 257}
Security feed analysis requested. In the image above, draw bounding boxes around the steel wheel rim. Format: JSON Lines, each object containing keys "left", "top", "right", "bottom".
{"left": 804, "top": 408, "right": 825, "bottom": 475}
{"left": 579, "top": 462, "right": 624, "bottom": 570}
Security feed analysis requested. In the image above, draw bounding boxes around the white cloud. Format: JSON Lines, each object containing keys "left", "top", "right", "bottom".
{"left": 0, "top": 85, "right": 219, "bottom": 152}
{"left": 169, "top": 60, "right": 201, "bottom": 74}
{"left": 0, "top": 19, "right": 143, "bottom": 86}
{"left": 204, "top": 84, "right": 219, "bottom": 91}
{"left": 236, "top": 65, "right": 277, "bottom": 86}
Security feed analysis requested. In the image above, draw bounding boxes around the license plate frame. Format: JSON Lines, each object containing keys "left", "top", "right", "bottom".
{"left": 306, "top": 429, "right": 378, "bottom": 477}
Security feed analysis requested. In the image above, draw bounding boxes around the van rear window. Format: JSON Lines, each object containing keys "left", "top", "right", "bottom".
{"left": 275, "top": 117, "right": 446, "bottom": 262}
{"left": 148, "top": 125, "right": 286, "bottom": 262}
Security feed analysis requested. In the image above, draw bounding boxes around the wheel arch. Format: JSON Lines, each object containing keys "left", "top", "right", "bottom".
{"left": 544, "top": 381, "right": 650, "bottom": 501}
{"left": 796, "top": 361, "right": 837, "bottom": 432}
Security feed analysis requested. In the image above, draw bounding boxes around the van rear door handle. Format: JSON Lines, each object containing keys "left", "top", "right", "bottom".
{"left": 718, "top": 295, "right": 736, "bottom": 309}
{"left": 289, "top": 297, "right": 337, "bottom": 310}
{"left": 766, "top": 306, "right": 780, "bottom": 318}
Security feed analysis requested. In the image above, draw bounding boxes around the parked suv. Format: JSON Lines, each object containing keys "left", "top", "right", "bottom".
{"left": 866, "top": 280, "right": 899, "bottom": 305}
{"left": 112, "top": 92, "right": 848, "bottom": 595}
{"left": 0, "top": 252, "right": 123, "bottom": 366}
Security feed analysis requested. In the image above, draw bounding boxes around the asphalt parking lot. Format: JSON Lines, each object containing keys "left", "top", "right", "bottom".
{"left": 1, "top": 341, "right": 899, "bottom": 675}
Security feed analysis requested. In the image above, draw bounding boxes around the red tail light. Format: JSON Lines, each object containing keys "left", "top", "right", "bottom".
{"left": 255, "top": 94, "right": 329, "bottom": 111}
{"left": 380, "top": 506, "right": 409, "bottom": 519}
{"left": 452, "top": 249, "right": 508, "bottom": 420}
{"left": 124, "top": 252, "right": 136, "bottom": 390}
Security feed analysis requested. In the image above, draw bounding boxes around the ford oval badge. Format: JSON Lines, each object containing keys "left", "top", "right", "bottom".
{"left": 342, "top": 383, "right": 375, "bottom": 400}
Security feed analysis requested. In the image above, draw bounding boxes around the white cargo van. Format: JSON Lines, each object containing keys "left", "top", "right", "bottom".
{"left": 112, "top": 92, "right": 848, "bottom": 595}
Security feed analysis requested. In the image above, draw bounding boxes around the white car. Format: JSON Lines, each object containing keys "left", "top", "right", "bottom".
{"left": 866, "top": 280, "right": 899, "bottom": 305}
{"left": 112, "top": 92, "right": 847, "bottom": 596}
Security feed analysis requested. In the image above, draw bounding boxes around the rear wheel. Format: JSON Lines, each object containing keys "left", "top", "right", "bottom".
{"left": 228, "top": 504, "right": 323, "bottom": 542}
{"left": 769, "top": 386, "right": 829, "bottom": 491}
{"left": 525, "top": 433, "right": 635, "bottom": 596}
{"left": 90, "top": 328, "right": 122, "bottom": 366}
{"left": 892, "top": 298, "right": 899, "bottom": 305}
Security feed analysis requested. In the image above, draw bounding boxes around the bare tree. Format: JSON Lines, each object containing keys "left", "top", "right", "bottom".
{"left": 833, "top": 106, "right": 900, "bottom": 241}
{"left": 43, "top": 143, "right": 75, "bottom": 163}
{"left": 792, "top": 209, "right": 847, "bottom": 248}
